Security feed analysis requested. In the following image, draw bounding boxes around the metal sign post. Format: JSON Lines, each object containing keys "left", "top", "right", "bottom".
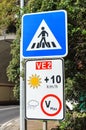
{"left": 20, "top": 1, "right": 25, "bottom": 130}
{"left": 43, "top": 120, "right": 47, "bottom": 130}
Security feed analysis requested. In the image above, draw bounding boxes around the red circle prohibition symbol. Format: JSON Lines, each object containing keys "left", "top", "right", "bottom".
{"left": 41, "top": 94, "right": 62, "bottom": 116}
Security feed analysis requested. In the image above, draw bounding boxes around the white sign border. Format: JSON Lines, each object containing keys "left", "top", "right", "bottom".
{"left": 25, "top": 57, "right": 65, "bottom": 120}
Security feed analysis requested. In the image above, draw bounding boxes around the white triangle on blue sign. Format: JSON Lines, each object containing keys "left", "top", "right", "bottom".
{"left": 26, "top": 19, "right": 62, "bottom": 51}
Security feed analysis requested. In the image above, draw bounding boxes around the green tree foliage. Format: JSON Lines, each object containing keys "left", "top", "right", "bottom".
{"left": 6, "top": 0, "right": 86, "bottom": 102}
{"left": 0, "top": 0, "right": 19, "bottom": 34}
{"left": 27, "top": 0, "right": 86, "bottom": 103}
{"left": 0, "top": 0, "right": 20, "bottom": 99}
{"left": 59, "top": 112, "right": 86, "bottom": 130}
{"left": 7, "top": 30, "right": 20, "bottom": 99}
{"left": 62, "top": 1, "right": 86, "bottom": 102}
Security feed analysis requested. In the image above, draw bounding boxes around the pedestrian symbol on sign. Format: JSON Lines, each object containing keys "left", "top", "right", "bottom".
{"left": 37, "top": 26, "right": 49, "bottom": 48}
{"left": 26, "top": 20, "right": 62, "bottom": 51}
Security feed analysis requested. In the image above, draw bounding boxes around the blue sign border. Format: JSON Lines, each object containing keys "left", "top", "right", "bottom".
{"left": 22, "top": 10, "right": 68, "bottom": 58}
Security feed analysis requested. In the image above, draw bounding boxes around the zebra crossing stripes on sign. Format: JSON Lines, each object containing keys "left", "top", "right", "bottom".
{"left": 22, "top": 10, "right": 68, "bottom": 57}
{"left": 26, "top": 20, "right": 61, "bottom": 51}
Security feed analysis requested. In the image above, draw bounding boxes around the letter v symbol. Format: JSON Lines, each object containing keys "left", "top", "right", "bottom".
{"left": 45, "top": 100, "right": 51, "bottom": 108}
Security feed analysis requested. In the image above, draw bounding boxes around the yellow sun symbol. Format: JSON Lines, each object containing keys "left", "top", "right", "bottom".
{"left": 28, "top": 74, "right": 41, "bottom": 88}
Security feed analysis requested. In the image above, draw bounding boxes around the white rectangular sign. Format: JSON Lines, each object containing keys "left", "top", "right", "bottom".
{"left": 25, "top": 58, "right": 64, "bottom": 120}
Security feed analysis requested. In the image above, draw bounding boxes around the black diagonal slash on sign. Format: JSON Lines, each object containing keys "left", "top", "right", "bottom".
{"left": 31, "top": 43, "right": 36, "bottom": 49}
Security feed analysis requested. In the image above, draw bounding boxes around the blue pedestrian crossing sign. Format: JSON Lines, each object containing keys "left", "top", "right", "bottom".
{"left": 22, "top": 10, "right": 68, "bottom": 58}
